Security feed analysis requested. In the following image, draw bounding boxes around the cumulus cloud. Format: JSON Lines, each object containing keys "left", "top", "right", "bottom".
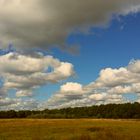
{"left": 16, "top": 90, "right": 33, "bottom": 97}
{"left": 42, "top": 82, "right": 125, "bottom": 109}
{"left": 44, "top": 59, "right": 140, "bottom": 109}
{"left": 2, "top": 57, "right": 140, "bottom": 110}
{"left": 0, "top": 97, "right": 39, "bottom": 110}
{"left": 60, "top": 82, "right": 84, "bottom": 94}
{"left": 0, "top": 52, "right": 75, "bottom": 98}
{"left": 0, "top": 98, "right": 18, "bottom": 107}
{"left": 0, "top": 0, "right": 140, "bottom": 52}
{"left": 1, "top": 1, "right": 140, "bottom": 110}
{"left": 89, "top": 93, "right": 106, "bottom": 101}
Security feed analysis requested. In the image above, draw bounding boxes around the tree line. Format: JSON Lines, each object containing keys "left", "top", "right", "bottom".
{"left": 0, "top": 102, "right": 140, "bottom": 119}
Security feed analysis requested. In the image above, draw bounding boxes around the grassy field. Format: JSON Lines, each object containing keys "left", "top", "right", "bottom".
{"left": 0, "top": 119, "right": 140, "bottom": 140}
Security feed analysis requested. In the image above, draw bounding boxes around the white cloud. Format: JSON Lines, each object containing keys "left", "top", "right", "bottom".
{"left": 94, "top": 68, "right": 133, "bottom": 87}
{"left": 107, "top": 86, "right": 132, "bottom": 94}
{"left": 60, "top": 82, "right": 83, "bottom": 94}
{"left": 0, "top": 52, "right": 75, "bottom": 98}
{"left": 0, "top": 98, "right": 18, "bottom": 107}
{"left": 44, "top": 59, "right": 140, "bottom": 109}
{"left": 16, "top": 90, "right": 33, "bottom": 97}
{"left": 1, "top": 55, "right": 140, "bottom": 110}
{"left": 0, "top": 0, "right": 140, "bottom": 52}
{"left": 0, "top": 97, "right": 39, "bottom": 110}
{"left": 89, "top": 93, "right": 106, "bottom": 101}
{"left": 128, "top": 59, "right": 140, "bottom": 73}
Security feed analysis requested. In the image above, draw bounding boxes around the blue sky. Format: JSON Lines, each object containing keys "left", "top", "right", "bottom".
{"left": 36, "top": 13, "right": 140, "bottom": 101}
{"left": 1, "top": 1, "right": 140, "bottom": 110}
{"left": 54, "top": 13, "right": 140, "bottom": 81}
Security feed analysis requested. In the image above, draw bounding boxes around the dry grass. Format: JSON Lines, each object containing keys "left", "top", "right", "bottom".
{"left": 0, "top": 119, "right": 140, "bottom": 140}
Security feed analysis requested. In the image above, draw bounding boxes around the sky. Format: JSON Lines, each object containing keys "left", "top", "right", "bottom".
{"left": 0, "top": 0, "right": 140, "bottom": 110}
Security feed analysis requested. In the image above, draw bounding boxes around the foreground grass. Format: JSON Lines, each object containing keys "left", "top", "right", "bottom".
{"left": 0, "top": 119, "right": 140, "bottom": 140}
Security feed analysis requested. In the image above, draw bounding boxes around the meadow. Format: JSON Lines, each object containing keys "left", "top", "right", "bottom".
{"left": 0, "top": 119, "right": 140, "bottom": 140}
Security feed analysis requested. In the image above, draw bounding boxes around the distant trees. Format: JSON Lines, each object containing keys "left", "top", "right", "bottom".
{"left": 0, "top": 102, "right": 140, "bottom": 119}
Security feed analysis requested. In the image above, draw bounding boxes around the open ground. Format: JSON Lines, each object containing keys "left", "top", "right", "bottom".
{"left": 0, "top": 119, "right": 140, "bottom": 140}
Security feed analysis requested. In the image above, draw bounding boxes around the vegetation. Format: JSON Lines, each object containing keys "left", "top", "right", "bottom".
{"left": 0, "top": 119, "right": 140, "bottom": 140}
{"left": 1, "top": 103, "right": 140, "bottom": 140}
{"left": 0, "top": 102, "right": 140, "bottom": 119}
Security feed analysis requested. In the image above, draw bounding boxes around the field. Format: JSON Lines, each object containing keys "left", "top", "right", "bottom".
{"left": 0, "top": 119, "right": 140, "bottom": 140}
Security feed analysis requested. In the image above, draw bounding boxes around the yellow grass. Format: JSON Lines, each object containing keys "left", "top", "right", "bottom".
{"left": 0, "top": 119, "right": 140, "bottom": 140}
